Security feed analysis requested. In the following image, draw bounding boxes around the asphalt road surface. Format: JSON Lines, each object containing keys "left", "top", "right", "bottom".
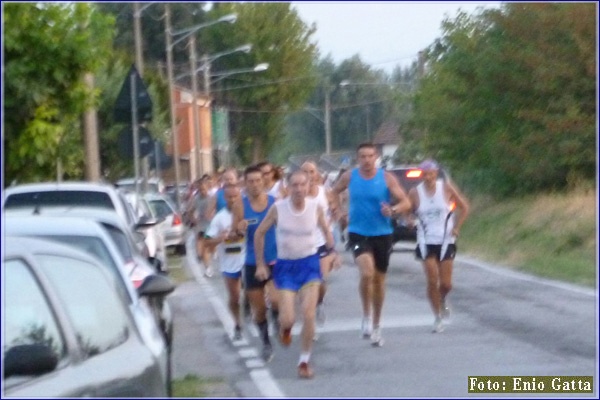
{"left": 169, "top": 234, "right": 597, "bottom": 397}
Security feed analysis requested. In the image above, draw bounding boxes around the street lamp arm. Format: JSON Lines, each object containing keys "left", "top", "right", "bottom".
{"left": 169, "top": 13, "right": 237, "bottom": 48}
{"left": 210, "top": 63, "right": 269, "bottom": 85}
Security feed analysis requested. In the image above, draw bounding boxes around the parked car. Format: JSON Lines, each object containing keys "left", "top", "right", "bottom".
{"left": 4, "top": 214, "right": 174, "bottom": 355}
{"left": 144, "top": 192, "right": 187, "bottom": 254}
{"left": 386, "top": 165, "right": 447, "bottom": 242}
{"left": 3, "top": 236, "right": 170, "bottom": 397}
{"left": 121, "top": 190, "right": 167, "bottom": 272}
{"left": 115, "top": 177, "right": 165, "bottom": 194}
{"left": 2, "top": 181, "right": 133, "bottom": 222}
{"left": 2, "top": 182, "right": 163, "bottom": 270}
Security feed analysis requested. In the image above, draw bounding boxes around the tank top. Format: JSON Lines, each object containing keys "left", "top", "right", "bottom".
{"left": 348, "top": 168, "right": 392, "bottom": 236}
{"left": 415, "top": 180, "right": 455, "bottom": 245}
{"left": 309, "top": 185, "right": 330, "bottom": 247}
{"left": 243, "top": 195, "right": 277, "bottom": 265}
{"left": 266, "top": 180, "right": 283, "bottom": 199}
{"left": 275, "top": 197, "right": 318, "bottom": 260}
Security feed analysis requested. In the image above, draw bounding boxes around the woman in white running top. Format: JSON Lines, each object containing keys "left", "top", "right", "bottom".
{"left": 408, "top": 159, "right": 469, "bottom": 333}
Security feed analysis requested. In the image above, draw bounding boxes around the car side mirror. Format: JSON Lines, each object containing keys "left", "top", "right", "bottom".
{"left": 4, "top": 344, "right": 58, "bottom": 378}
{"left": 137, "top": 274, "right": 175, "bottom": 298}
{"left": 135, "top": 216, "right": 160, "bottom": 229}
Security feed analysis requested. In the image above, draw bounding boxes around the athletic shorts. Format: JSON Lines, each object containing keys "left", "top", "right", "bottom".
{"left": 273, "top": 253, "right": 321, "bottom": 292}
{"left": 222, "top": 270, "right": 242, "bottom": 279}
{"left": 348, "top": 233, "right": 393, "bottom": 273}
{"left": 317, "top": 244, "right": 335, "bottom": 258}
{"left": 243, "top": 263, "right": 274, "bottom": 290}
{"left": 415, "top": 244, "right": 457, "bottom": 261}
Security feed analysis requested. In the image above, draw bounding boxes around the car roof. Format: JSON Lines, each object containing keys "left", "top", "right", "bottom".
{"left": 4, "top": 235, "right": 108, "bottom": 264}
{"left": 3, "top": 181, "right": 119, "bottom": 194}
{"left": 4, "top": 206, "right": 128, "bottom": 226}
{"left": 4, "top": 213, "right": 115, "bottom": 236}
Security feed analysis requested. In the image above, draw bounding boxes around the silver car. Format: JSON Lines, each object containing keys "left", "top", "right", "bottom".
{"left": 4, "top": 215, "right": 174, "bottom": 394}
{"left": 144, "top": 192, "right": 187, "bottom": 254}
{"left": 3, "top": 236, "right": 169, "bottom": 397}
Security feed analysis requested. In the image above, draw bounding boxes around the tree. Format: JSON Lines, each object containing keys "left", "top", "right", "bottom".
{"left": 200, "top": 3, "right": 318, "bottom": 163}
{"left": 3, "top": 3, "right": 114, "bottom": 185}
{"left": 411, "top": 3, "right": 595, "bottom": 196}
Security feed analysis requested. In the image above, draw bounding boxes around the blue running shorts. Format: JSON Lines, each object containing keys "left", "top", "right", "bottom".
{"left": 273, "top": 253, "right": 321, "bottom": 292}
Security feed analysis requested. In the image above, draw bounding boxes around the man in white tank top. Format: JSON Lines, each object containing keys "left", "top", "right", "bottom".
{"left": 408, "top": 159, "right": 470, "bottom": 333}
{"left": 301, "top": 161, "right": 341, "bottom": 330}
{"left": 255, "top": 170, "right": 334, "bottom": 379}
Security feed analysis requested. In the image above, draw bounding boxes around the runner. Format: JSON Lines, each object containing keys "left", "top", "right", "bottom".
{"left": 331, "top": 143, "right": 411, "bottom": 347}
{"left": 254, "top": 170, "right": 334, "bottom": 379}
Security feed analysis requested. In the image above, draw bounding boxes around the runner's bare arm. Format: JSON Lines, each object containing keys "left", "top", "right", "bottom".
{"left": 330, "top": 170, "right": 351, "bottom": 220}
{"left": 445, "top": 180, "right": 470, "bottom": 236}
{"left": 384, "top": 171, "right": 412, "bottom": 214}
{"left": 254, "top": 206, "right": 278, "bottom": 279}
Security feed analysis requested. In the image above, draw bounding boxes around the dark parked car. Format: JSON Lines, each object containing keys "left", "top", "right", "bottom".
{"left": 387, "top": 165, "right": 447, "bottom": 242}
{"left": 3, "top": 236, "right": 170, "bottom": 397}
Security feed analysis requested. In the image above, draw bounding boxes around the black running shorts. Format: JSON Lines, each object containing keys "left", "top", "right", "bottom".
{"left": 348, "top": 233, "right": 393, "bottom": 273}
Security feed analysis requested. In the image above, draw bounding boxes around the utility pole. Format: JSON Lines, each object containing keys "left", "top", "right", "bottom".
{"left": 189, "top": 35, "right": 202, "bottom": 180}
{"left": 165, "top": 4, "right": 182, "bottom": 209}
{"left": 134, "top": 2, "right": 150, "bottom": 193}
{"left": 324, "top": 85, "right": 332, "bottom": 155}
{"left": 202, "top": 54, "right": 213, "bottom": 175}
{"left": 83, "top": 72, "right": 101, "bottom": 182}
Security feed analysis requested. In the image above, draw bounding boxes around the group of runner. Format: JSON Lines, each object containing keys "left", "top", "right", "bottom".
{"left": 187, "top": 143, "right": 469, "bottom": 379}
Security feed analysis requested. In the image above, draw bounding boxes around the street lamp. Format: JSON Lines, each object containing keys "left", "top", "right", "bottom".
{"left": 185, "top": 44, "right": 252, "bottom": 178}
{"left": 164, "top": 6, "right": 236, "bottom": 207}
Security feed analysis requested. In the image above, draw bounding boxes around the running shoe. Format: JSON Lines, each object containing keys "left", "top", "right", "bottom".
{"left": 298, "top": 362, "right": 314, "bottom": 379}
{"left": 279, "top": 327, "right": 292, "bottom": 347}
{"left": 361, "top": 317, "right": 372, "bottom": 339}
{"left": 371, "top": 327, "right": 384, "bottom": 347}
{"left": 204, "top": 266, "right": 214, "bottom": 278}
{"left": 432, "top": 317, "right": 444, "bottom": 333}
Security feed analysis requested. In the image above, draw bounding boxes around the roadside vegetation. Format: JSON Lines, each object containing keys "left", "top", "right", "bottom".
{"left": 172, "top": 374, "right": 227, "bottom": 398}
{"left": 460, "top": 186, "right": 596, "bottom": 287}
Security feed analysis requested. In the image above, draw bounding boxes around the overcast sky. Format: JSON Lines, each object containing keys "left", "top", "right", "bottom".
{"left": 292, "top": 1, "right": 502, "bottom": 73}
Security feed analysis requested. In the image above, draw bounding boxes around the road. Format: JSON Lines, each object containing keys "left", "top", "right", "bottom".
{"left": 169, "top": 234, "right": 597, "bottom": 397}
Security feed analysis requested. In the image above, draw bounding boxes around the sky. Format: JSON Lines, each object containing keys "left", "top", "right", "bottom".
{"left": 292, "top": 1, "right": 502, "bottom": 73}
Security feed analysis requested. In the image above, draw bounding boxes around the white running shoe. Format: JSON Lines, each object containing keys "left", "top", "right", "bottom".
{"left": 204, "top": 266, "right": 214, "bottom": 278}
{"left": 432, "top": 317, "right": 444, "bottom": 333}
{"left": 361, "top": 317, "right": 372, "bottom": 339}
{"left": 371, "top": 327, "right": 384, "bottom": 347}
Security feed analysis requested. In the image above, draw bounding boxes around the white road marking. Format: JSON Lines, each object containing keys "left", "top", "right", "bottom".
{"left": 185, "top": 236, "right": 286, "bottom": 398}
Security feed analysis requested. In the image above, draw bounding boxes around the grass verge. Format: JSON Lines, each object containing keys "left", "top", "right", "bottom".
{"left": 460, "top": 188, "right": 596, "bottom": 287}
{"left": 172, "top": 374, "right": 227, "bottom": 397}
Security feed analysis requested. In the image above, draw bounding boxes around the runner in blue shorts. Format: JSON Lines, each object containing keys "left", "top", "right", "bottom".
{"left": 255, "top": 170, "right": 334, "bottom": 379}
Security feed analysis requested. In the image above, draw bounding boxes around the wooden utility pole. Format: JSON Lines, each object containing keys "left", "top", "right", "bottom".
{"left": 83, "top": 72, "right": 101, "bottom": 181}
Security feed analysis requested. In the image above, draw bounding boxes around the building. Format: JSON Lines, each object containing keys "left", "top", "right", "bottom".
{"left": 162, "top": 85, "right": 213, "bottom": 184}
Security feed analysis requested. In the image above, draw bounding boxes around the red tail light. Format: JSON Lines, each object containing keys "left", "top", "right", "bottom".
{"left": 172, "top": 213, "right": 182, "bottom": 226}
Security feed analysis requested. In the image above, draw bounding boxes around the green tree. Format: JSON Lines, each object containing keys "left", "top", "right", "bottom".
{"left": 200, "top": 2, "right": 318, "bottom": 163}
{"left": 3, "top": 3, "right": 114, "bottom": 184}
{"left": 412, "top": 3, "right": 596, "bottom": 196}
{"left": 94, "top": 52, "right": 171, "bottom": 182}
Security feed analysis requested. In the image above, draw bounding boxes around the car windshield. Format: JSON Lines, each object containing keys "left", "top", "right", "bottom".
{"left": 148, "top": 199, "right": 173, "bottom": 219}
{"left": 100, "top": 224, "right": 134, "bottom": 261}
{"left": 4, "top": 191, "right": 114, "bottom": 210}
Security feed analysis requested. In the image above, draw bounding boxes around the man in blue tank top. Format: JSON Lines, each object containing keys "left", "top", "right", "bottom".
{"left": 230, "top": 165, "right": 279, "bottom": 362}
{"left": 331, "top": 143, "right": 412, "bottom": 347}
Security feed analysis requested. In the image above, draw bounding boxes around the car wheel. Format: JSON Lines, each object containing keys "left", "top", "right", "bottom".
{"left": 175, "top": 244, "right": 186, "bottom": 255}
